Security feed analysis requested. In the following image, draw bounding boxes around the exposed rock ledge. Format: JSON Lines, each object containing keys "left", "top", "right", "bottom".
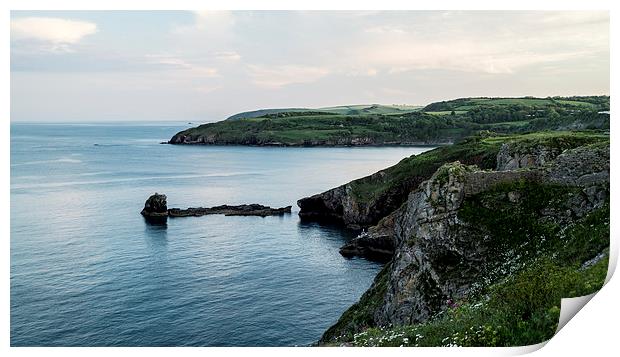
{"left": 168, "top": 204, "right": 292, "bottom": 217}
{"left": 141, "top": 193, "right": 291, "bottom": 222}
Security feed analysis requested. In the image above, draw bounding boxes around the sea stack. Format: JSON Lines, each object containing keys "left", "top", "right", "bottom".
{"left": 141, "top": 193, "right": 168, "bottom": 223}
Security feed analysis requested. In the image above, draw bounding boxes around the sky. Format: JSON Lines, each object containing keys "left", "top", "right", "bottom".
{"left": 10, "top": 10, "right": 610, "bottom": 122}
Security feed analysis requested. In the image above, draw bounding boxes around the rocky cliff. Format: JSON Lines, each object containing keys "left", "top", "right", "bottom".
{"left": 169, "top": 132, "right": 430, "bottom": 147}
{"left": 315, "top": 132, "right": 609, "bottom": 346}
{"left": 298, "top": 133, "right": 504, "bottom": 229}
{"left": 299, "top": 131, "right": 605, "bottom": 231}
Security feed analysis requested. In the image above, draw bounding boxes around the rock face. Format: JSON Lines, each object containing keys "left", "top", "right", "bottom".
{"left": 339, "top": 213, "right": 397, "bottom": 261}
{"left": 141, "top": 193, "right": 169, "bottom": 219}
{"left": 378, "top": 162, "right": 484, "bottom": 325}
{"left": 297, "top": 169, "right": 431, "bottom": 230}
{"left": 297, "top": 171, "right": 425, "bottom": 230}
{"left": 320, "top": 136, "right": 609, "bottom": 343}
{"left": 495, "top": 135, "right": 604, "bottom": 171}
{"left": 377, "top": 150, "right": 608, "bottom": 327}
{"left": 547, "top": 142, "right": 610, "bottom": 187}
{"left": 495, "top": 142, "right": 560, "bottom": 171}
{"left": 169, "top": 131, "right": 450, "bottom": 147}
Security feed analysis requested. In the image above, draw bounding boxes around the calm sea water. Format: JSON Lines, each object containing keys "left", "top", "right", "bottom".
{"left": 10, "top": 122, "right": 432, "bottom": 346}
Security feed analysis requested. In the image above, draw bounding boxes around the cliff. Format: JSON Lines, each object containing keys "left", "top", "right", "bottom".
{"left": 298, "top": 131, "right": 605, "bottom": 230}
{"left": 310, "top": 131, "right": 609, "bottom": 346}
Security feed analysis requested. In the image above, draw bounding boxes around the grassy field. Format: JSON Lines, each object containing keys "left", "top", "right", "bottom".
{"left": 425, "top": 110, "right": 468, "bottom": 116}
{"left": 554, "top": 99, "right": 599, "bottom": 108}
{"left": 423, "top": 96, "right": 608, "bottom": 113}
{"left": 226, "top": 104, "right": 422, "bottom": 120}
{"left": 319, "top": 104, "right": 422, "bottom": 115}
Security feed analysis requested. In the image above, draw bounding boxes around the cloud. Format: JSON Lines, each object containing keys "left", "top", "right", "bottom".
{"left": 193, "top": 11, "right": 235, "bottom": 29}
{"left": 351, "top": 13, "right": 608, "bottom": 75}
{"left": 540, "top": 11, "right": 608, "bottom": 26}
{"left": 173, "top": 10, "right": 235, "bottom": 35}
{"left": 247, "top": 64, "right": 329, "bottom": 88}
{"left": 364, "top": 25, "right": 407, "bottom": 35}
{"left": 367, "top": 40, "right": 568, "bottom": 74}
{"left": 11, "top": 17, "right": 97, "bottom": 51}
{"left": 9, "top": 11, "right": 609, "bottom": 122}
{"left": 193, "top": 85, "right": 220, "bottom": 94}
{"left": 144, "top": 54, "right": 218, "bottom": 77}
{"left": 343, "top": 67, "right": 378, "bottom": 77}
{"left": 215, "top": 51, "right": 241, "bottom": 62}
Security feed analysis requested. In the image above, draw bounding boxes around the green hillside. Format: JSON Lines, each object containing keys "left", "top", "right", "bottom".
{"left": 171, "top": 96, "right": 609, "bottom": 146}
{"left": 225, "top": 104, "right": 421, "bottom": 120}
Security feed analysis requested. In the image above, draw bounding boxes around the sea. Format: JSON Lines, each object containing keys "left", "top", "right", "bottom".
{"left": 10, "top": 122, "right": 432, "bottom": 346}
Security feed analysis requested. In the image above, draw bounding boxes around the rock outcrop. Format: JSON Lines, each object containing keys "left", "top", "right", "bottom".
{"left": 297, "top": 171, "right": 428, "bottom": 230}
{"left": 141, "top": 193, "right": 169, "bottom": 222}
{"left": 339, "top": 212, "right": 397, "bottom": 261}
{"left": 168, "top": 204, "right": 291, "bottom": 217}
{"left": 495, "top": 134, "right": 605, "bottom": 171}
{"left": 319, "top": 133, "right": 609, "bottom": 343}
{"left": 141, "top": 194, "right": 291, "bottom": 222}
{"left": 495, "top": 142, "right": 560, "bottom": 171}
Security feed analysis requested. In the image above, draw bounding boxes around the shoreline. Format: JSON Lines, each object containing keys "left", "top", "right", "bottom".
{"left": 163, "top": 141, "right": 451, "bottom": 148}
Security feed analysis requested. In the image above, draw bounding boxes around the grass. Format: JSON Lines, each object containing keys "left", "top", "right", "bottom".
{"left": 425, "top": 111, "right": 468, "bottom": 116}
{"left": 554, "top": 100, "right": 598, "bottom": 108}
{"left": 423, "top": 96, "right": 609, "bottom": 113}
{"left": 319, "top": 104, "right": 421, "bottom": 115}
{"left": 225, "top": 99, "right": 600, "bottom": 121}
{"left": 349, "top": 254, "right": 607, "bottom": 347}
{"left": 348, "top": 133, "right": 502, "bottom": 203}
{"left": 469, "top": 98, "right": 555, "bottom": 106}
{"left": 485, "top": 120, "right": 532, "bottom": 128}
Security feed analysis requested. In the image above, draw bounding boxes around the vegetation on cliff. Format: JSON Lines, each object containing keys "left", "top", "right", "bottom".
{"left": 340, "top": 204, "right": 609, "bottom": 347}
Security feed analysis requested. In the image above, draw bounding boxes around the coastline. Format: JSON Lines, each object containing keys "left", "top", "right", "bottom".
{"left": 165, "top": 141, "right": 451, "bottom": 148}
